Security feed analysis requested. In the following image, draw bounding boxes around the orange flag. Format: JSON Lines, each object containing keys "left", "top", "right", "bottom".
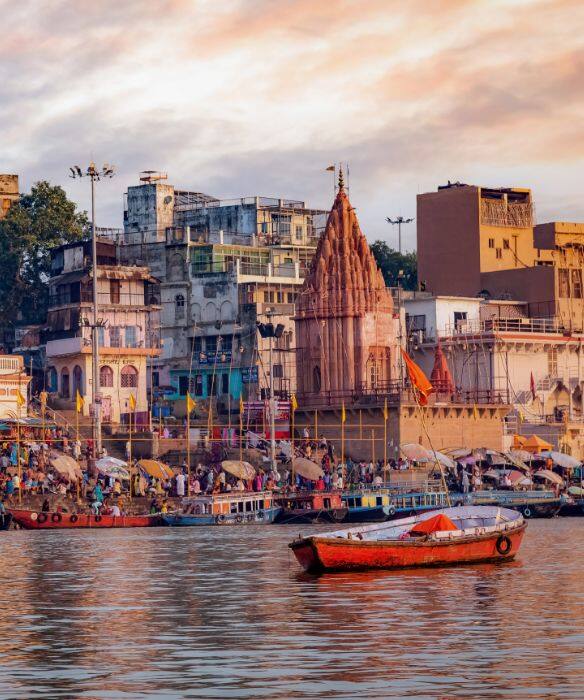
{"left": 401, "top": 349, "right": 433, "bottom": 405}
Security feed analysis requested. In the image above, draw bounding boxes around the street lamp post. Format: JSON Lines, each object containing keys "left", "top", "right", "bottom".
{"left": 386, "top": 215, "right": 414, "bottom": 256}
{"left": 257, "top": 316, "right": 285, "bottom": 472}
{"left": 69, "top": 163, "right": 115, "bottom": 456}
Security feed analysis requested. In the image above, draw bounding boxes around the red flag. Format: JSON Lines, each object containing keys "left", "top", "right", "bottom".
{"left": 530, "top": 372, "right": 536, "bottom": 401}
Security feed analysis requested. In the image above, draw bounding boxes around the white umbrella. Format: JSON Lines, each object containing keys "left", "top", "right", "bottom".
{"left": 400, "top": 443, "right": 432, "bottom": 461}
{"left": 537, "top": 451, "right": 581, "bottom": 470}
{"left": 221, "top": 460, "right": 256, "bottom": 480}
{"left": 95, "top": 457, "right": 130, "bottom": 480}
{"left": 292, "top": 458, "right": 323, "bottom": 480}
{"left": 534, "top": 469, "right": 564, "bottom": 486}
{"left": 431, "top": 450, "right": 456, "bottom": 470}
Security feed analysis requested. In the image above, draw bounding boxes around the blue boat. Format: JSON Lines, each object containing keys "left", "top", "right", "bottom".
{"left": 162, "top": 492, "right": 281, "bottom": 526}
{"left": 386, "top": 490, "right": 451, "bottom": 520}
{"left": 342, "top": 491, "right": 394, "bottom": 522}
{"left": 466, "top": 489, "right": 563, "bottom": 518}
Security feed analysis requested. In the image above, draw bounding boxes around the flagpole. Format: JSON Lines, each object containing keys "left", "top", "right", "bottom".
{"left": 128, "top": 400, "right": 133, "bottom": 501}
{"left": 16, "top": 414, "right": 21, "bottom": 506}
{"left": 383, "top": 399, "right": 388, "bottom": 467}
{"left": 371, "top": 428, "right": 375, "bottom": 463}
{"left": 76, "top": 397, "right": 80, "bottom": 503}
{"left": 186, "top": 397, "right": 191, "bottom": 497}
{"left": 341, "top": 403, "right": 345, "bottom": 466}
{"left": 239, "top": 406, "right": 243, "bottom": 463}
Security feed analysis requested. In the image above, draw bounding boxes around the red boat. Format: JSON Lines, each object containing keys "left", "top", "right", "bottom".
{"left": 289, "top": 506, "right": 526, "bottom": 573}
{"left": 9, "top": 509, "right": 161, "bottom": 530}
{"left": 274, "top": 492, "right": 347, "bottom": 524}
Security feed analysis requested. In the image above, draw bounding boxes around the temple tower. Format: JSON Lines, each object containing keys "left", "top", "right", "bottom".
{"left": 295, "top": 174, "right": 399, "bottom": 401}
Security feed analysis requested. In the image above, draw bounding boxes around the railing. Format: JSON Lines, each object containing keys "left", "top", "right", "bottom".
{"left": 0, "top": 356, "right": 23, "bottom": 372}
{"left": 49, "top": 291, "right": 158, "bottom": 308}
{"left": 438, "top": 317, "right": 563, "bottom": 339}
{"left": 175, "top": 195, "right": 308, "bottom": 213}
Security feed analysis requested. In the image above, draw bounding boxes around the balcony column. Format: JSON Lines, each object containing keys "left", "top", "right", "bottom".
{"left": 294, "top": 262, "right": 300, "bottom": 280}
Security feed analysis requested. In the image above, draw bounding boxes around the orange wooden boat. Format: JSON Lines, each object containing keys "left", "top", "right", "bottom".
{"left": 289, "top": 506, "right": 526, "bottom": 573}
{"left": 9, "top": 509, "right": 161, "bottom": 530}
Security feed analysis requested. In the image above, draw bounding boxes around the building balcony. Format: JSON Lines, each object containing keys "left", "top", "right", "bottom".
{"left": 46, "top": 335, "right": 161, "bottom": 358}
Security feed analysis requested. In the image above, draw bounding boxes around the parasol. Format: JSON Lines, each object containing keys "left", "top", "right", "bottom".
{"left": 137, "top": 459, "right": 174, "bottom": 480}
{"left": 221, "top": 460, "right": 256, "bottom": 480}
{"left": 400, "top": 443, "right": 432, "bottom": 461}
{"left": 534, "top": 469, "right": 564, "bottom": 486}
{"left": 537, "top": 451, "right": 581, "bottom": 470}
{"left": 95, "top": 457, "right": 130, "bottom": 480}
{"left": 49, "top": 453, "right": 82, "bottom": 481}
{"left": 292, "top": 457, "right": 324, "bottom": 480}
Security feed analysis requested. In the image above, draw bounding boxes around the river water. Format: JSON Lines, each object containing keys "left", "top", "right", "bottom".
{"left": 0, "top": 519, "right": 581, "bottom": 699}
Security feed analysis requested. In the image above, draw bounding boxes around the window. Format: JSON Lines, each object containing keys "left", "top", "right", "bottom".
{"left": 125, "top": 326, "right": 137, "bottom": 348}
{"left": 175, "top": 294, "right": 185, "bottom": 320}
{"left": 503, "top": 239, "right": 510, "bottom": 249}
{"left": 121, "top": 365, "right": 138, "bottom": 388}
{"left": 100, "top": 365, "right": 114, "bottom": 388}
{"left": 192, "top": 337, "right": 202, "bottom": 355}
{"left": 313, "top": 365, "right": 321, "bottom": 392}
{"left": 572, "top": 269, "right": 583, "bottom": 299}
{"left": 548, "top": 348, "right": 558, "bottom": 377}
{"left": 495, "top": 248, "right": 502, "bottom": 259}
{"left": 207, "top": 374, "right": 216, "bottom": 396}
{"left": 96, "top": 326, "right": 105, "bottom": 348}
{"left": 287, "top": 292, "right": 295, "bottom": 304}
{"left": 206, "top": 336, "right": 217, "bottom": 354}
{"left": 72, "top": 365, "right": 83, "bottom": 395}
{"left": 178, "top": 375, "right": 189, "bottom": 396}
{"left": 152, "top": 371, "right": 160, "bottom": 388}
{"left": 46, "top": 367, "right": 58, "bottom": 392}
{"left": 273, "top": 364, "right": 283, "bottom": 378}
{"left": 406, "top": 314, "right": 426, "bottom": 332}
{"left": 109, "top": 326, "right": 121, "bottom": 348}
{"left": 221, "top": 373, "right": 229, "bottom": 394}
{"left": 453, "top": 311, "right": 467, "bottom": 330}
{"left": 295, "top": 225, "right": 303, "bottom": 240}
{"left": 277, "top": 291, "right": 283, "bottom": 303}
{"left": 61, "top": 368, "right": 70, "bottom": 398}
{"left": 488, "top": 238, "right": 495, "bottom": 248}
{"left": 195, "top": 374, "right": 204, "bottom": 396}
{"left": 110, "top": 280, "right": 121, "bottom": 304}
{"left": 559, "top": 269, "right": 570, "bottom": 298}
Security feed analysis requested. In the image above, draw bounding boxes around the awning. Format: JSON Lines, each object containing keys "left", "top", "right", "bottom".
{"left": 292, "top": 457, "right": 323, "bottom": 481}
{"left": 534, "top": 469, "right": 564, "bottom": 486}
{"left": 137, "top": 459, "right": 174, "bottom": 480}
{"left": 221, "top": 460, "right": 256, "bottom": 480}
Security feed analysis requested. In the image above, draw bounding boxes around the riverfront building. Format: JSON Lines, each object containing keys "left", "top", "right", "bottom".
{"left": 44, "top": 239, "right": 161, "bottom": 425}
{"left": 110, "top": 172, "right": 327, "bottom": 418}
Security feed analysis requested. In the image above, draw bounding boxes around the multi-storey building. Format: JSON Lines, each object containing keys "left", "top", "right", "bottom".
{"left": 0, "top": 355, "right": 30, "bottom": 419}
{"left": 110, "top": 173, "right": 327, "bottom": 416}
{"left": 44, "top": 239, "right": 161, "bottom": 424}
{"left": 0, "top": 174, "right": 19, "bottom": 220}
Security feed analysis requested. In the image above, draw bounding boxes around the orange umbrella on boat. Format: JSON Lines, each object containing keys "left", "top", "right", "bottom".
{"left": 292, "top": 457, "right": 323, "bottom": 481}
{"left": 137, "top": 459, "right": 174, "bottom": 480}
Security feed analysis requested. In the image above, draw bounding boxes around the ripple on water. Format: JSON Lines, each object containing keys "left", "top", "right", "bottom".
{"left": 0, "top": 520, "right": 581, "bottom": 698}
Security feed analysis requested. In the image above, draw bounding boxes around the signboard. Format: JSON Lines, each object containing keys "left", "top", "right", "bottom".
{"left": 241, "top": 366, "right": 259, "bottom": 384}
{"left": 198, "top": 350, "right": 232, "bottom": 365}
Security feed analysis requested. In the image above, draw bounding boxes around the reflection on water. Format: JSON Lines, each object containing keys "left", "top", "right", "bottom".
{"left": 0, "top": 520, "right": 581, "bottom": 699}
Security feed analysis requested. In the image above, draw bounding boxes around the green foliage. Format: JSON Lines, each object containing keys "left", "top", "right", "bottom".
{"left": 0, "top": 181, "right": 88, "bottom": 325}
{"left": 370, "top": 240, "right": 418, "bottom": 291}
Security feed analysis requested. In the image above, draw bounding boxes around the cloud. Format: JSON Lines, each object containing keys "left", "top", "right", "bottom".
{"left": 1, "top": 0, "right": 583, "bottom": 251}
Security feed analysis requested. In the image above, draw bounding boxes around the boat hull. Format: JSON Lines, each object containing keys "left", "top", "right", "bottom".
{"left": 290, "top": 526, "right": 526, "bottom": 574}
{"left": 342, "top": 506, "right": 388, "bottom": 523}
{"left": 559, "top": 499, "right": 584, "bottom": 516}
{"left": 162, "top": 506, "right": 280, "bottom": 526}
{"left": 274, "top": 507, "right": 347, "bottom": 525}
{"left": 9, "top": 510, "right": 161, "bottom": 529}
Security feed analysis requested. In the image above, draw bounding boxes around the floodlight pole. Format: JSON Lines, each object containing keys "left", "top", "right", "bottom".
{"left": 69, "top": 162, "right": 115, "bottom": 457}
{"left": 386, "top": 216, "right": 414, "bottom": 256}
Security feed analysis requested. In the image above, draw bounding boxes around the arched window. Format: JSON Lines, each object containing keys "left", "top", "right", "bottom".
{"left": 46, "top": 367, "right": 57, "bottom": 392}
{"left": 72, "top": 365, "right": 83, "bottom": 396}
{"left": 175, "top": 294, "right": 185, "bottom": 320}
{"left": 61, "top": 367, "right": 70, "bottom": 398}
{"left": 313, "top": 365, "right": 321, "bottom": 393}
{"left": 121, "top": 365, "right": 138, "bottom": 388}
{"left": 100, "top": 365, "right": 114, "bottom": 388}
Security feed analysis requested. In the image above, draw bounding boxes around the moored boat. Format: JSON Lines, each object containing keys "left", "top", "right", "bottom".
{"left": 342, "top": 491, "right": 394, "bottom": 522}
{"left": 467, "top": 490, "right": 563, "bottom": 518}
{"left": 289, "top": 505, "right": 526, "bottom": 574}
{"left": 9, "top": 509, "right": 161, "bottom": 529}
{"left": 162, "top": 492, "right": 280, "bottom": 526}
{"left": 274, "top": 492, "right": 347, "bottom": 524}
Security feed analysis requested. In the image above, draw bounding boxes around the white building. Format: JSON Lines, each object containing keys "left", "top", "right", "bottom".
{"left": 0, "top": 355, "right": 30, "bottom": 419}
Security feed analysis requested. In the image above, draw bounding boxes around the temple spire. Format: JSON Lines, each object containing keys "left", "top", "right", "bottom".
{"left": 338, "top": 165, "right": 344, "bottom": 192}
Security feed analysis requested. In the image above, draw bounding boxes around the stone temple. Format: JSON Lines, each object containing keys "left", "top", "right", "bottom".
{"left": 295, "top": 175, "right": 400, "bottom": 402}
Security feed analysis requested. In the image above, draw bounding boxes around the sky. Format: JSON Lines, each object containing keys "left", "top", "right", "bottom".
{"left": 1, "top": 0, "right": 584, "bottom": 251}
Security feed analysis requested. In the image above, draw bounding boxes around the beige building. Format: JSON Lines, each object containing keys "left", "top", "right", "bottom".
{"left": 0, "top": 355, "right": 30, "bottom": 419}
{"left": 0, "top": 175, "right": 18, "bottom": 220}
{"left": 44, "top": 239, "right": 161, "bottom": 424}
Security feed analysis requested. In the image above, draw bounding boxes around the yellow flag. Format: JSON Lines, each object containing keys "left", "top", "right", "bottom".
{"left": 518, "top": 408, "right": 524, "bottom": 423}
{"left": 341, "top": 402, "right": 346, "bottom": 424}
{"left": 76, "top": 390, "right": 84, "bottom": 413}
{"left": 291, "top": 394, "right": 298, "bottom": 412}
{"left": 16, "top": 390, "right": 26, "bottom": 408}
{"left": 239, "top": 395, "right": 244, "bottom": 414}
{"left": 39, "top": 390, "right": 48, "bottom": 408}
{"left": 473, "top": 404, "right": 479, "bottom": 421}
{"left": 383, "top": 398, "right": 389, "bottom": 421}
{"left": 129, "top": 393, "right": 136, "bottom": 411}
{"left": 186, "top": 393, "right": 196, "bottom": 413}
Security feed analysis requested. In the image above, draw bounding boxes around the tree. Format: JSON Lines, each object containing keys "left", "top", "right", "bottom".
{"left": 370, "top": 240, "right": 418, "bottom": 291}
{"left": 0, "top": 181, "right": 89, "bottom": 325}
